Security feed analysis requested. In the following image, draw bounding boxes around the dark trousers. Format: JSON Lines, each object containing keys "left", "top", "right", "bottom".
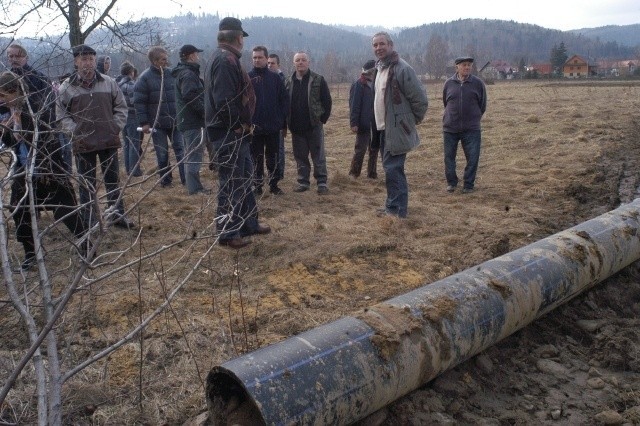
{"left": 11, "top": 175, "right": 86, "bottom": 256}
{"left": 443, "top": 130, "right": 482, "bottom": 190}
{"left": 214, "top": 132, "right": 259, "bottom": 241}
{"left": 76, "top": 148, "right": 124, "bottom": 225}
{"left": 349, "top": 128, "right": 379, "bottom": 178}
{"left": 250, "top": 132, "right": 281, "bottom": 189}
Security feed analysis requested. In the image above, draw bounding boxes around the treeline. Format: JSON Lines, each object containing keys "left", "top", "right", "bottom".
{"left": 5, "top": 15, "right": 639, "bottom": 83}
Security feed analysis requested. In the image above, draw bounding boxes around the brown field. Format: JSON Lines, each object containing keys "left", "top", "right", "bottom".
{"left": 2, "top": 79, "right": 640, "bottom": 425}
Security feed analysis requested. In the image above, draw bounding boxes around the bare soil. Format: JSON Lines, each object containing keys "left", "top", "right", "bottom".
{"left": 1, "top": 79, "right": 640, "bottom": 425}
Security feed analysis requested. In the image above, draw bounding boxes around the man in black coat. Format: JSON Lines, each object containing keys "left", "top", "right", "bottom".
{"left": 172, "top": 44, "right": 209, "bottom": 195}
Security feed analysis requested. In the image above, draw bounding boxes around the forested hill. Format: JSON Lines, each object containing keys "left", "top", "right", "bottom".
{"left": 8, "top": 14, "right": 638, "bottom": 81}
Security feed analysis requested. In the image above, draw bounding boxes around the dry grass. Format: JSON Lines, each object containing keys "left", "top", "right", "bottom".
{"left": 1, "top": 79, "right": 640, "bottom": 424}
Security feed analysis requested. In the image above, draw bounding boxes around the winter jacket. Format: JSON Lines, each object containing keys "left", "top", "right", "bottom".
{"left": 204, "top": 43, "right": 255, "bottom": 141}
{"left": 442, "top": 74, "right": 487, "bottom": 133}
{"left": 375, "top": 52, "right": 428, "bottom": 156}
{"left": 1, "top": 93, "right": 65, "bottom": 179}
{"left": 56, "top": 72, "right": 127, "bottom": 154}
{"left": 171, "top": 61, "right": 205, "bottom": 132}
{"left": 349, "top": 75, "right": 375, "bottom": 132}
{"left": 248, "top": 66, "right": 289, "bottom": 134}
{"left": 133, "top": 65, "right": 178, "bottom": 129}
{"left": 285, "top": 69, "right": 332, "bottom": 133}
{"left": 117, "top": 75, "right": 137, "bottom": 125}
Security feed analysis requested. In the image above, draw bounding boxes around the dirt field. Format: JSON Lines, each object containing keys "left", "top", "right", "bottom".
{"left": 1, "top": 79, "right": 640, "bottom": 425}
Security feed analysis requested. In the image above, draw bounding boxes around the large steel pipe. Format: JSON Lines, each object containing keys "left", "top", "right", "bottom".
{"left": 206, "top": 200, "right": 640, "bottom": 425}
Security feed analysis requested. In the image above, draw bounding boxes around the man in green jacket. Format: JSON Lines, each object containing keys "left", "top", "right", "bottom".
{"left": 372, "top": 32, "right": 428, "bottom": 218}
{"left": 285, "top": 52, "right": 332, "bottom": 195}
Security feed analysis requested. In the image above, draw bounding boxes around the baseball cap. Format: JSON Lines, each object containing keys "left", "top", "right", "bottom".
{"left": 72, "top": 44, "right": 97, "bottom": 57}
{"left": 219, "top": 17, "right": 249, "bottom": 37}
{"left": 455, "top": 56, "right": 474, "bottom": 65}
{"left": 179, "top": 44, "right": 204, "bottom": 57}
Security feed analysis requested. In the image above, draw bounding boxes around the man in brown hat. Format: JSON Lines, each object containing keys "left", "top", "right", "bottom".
{"left": 204, "top": 17, "right": 271, "bottom": 249}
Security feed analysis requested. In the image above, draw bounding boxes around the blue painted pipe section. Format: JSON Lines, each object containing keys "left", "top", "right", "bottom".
{"left": 206, "top": 200, "right": 640, "bottom": 425}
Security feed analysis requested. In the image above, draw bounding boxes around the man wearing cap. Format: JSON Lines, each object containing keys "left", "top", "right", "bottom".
{"left": 172, "top": 44, "right": 209, "bottom": 195}
{"left": 134, "top": 45, "right": 185, "bottom": 188}
{"left": 348, "top": 59, "right": 379, "bottom": 179}
{"left": 248, "top": 45, "right": 289, "bottom": 195}
{"left": 204, "top": 17, "right": 271, "bottom": 249}
{"left": 372, "top": 32, "right": 428, "bottom": 219}
{"left": 56, "top": 44, "right": 135, "bottom": 229}
{"left": 442, "top": 56, "right": 487, "bottom": 194}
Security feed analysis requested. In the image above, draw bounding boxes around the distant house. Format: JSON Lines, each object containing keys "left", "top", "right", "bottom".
{"left": 529, "top": 63, "right": 552, "bottom": 77}
{"left": 597, "top": 59, "right": 637, "bottom": 77}
{"left": 481, "top": 60, "right": 516, "bottom": 80}
{"left": 563, "top": 55, "right": 597, "bottom": 78}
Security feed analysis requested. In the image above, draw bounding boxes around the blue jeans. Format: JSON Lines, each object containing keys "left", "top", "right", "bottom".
{"left": 213, "top": 132, "right": 259, "bottom": 241}
{"left": 291, "top": 125, "right": 327, "bottom": 188}
{"left": 380, "top": 132, "right": 408, "bottom": 218}
{"left": 57, "top": 132, "right": 73, "bottom": 174}
{"left": 182, "top": 128, "right": 205, "bottom": 194}
{"left": 151, "top": 127, "right": 185, "bottom": 186}
{"left": 443, "top": 130, "right": 482, "bottom": 189}
{"left": 122, "top": 123, "right": 142, "bottom": 176}
{"left": 76, "top": 148, "right": 124, "bottom": 225}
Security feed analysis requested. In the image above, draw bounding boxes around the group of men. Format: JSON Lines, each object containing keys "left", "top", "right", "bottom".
{"left": 1, "top": 16, "right": 487, "bottom": 267}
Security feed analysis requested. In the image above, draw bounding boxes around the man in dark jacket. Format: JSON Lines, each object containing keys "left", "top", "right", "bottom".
{"left": 204, "top": 17, "right": 271, "bottom": 249}
{"left": 285, "top": 52, "right": 332, "bottom": 194}
{"left": 134, "top": 46, "right": 185, "bottom": 188}
{"left": 118, "top": 61, "right": 142, "bottom": 177}
{"left": 248, "top": 45, "right": 289, "bottom": 195}
{"left": 172, "top": 44, "right": 209, "bottom": 195}
{"left": 349, "top": 59, "right": 379, "bottom": 179}
{"left": 442, "top": 56, "right": 487, "bottom": 194}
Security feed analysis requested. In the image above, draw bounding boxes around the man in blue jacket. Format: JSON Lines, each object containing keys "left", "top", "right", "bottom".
{"left": 248, "top": 45, "right": 289, "bottom": 195}
{"left": 442, "top": 56, "right": 487, "bottom": 194}
{"left": 134, "top": 46, "right": 185, "bottom": 188}
{"left": 172, "top": 44, "right": 210, "bottom": 195}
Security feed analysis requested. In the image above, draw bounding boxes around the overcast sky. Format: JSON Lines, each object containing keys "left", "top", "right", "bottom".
{"left": 117, "top": 0, "right": 640, "bottom": 31}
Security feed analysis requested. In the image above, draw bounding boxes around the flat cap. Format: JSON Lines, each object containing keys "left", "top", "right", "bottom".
{"left": 455, "top": 56, "right": 474, "bottom": 65}
{"left": 179, "top": 44, "right": 204, "bottom": 57}
{"left": 362, "top": 59, "right": 376, "bottom": 73}
{"left": 219, "top": 17, "right": 249, "bottom": 37}
{"left": 72, "top": 44, "right": 96, "bottom": 57}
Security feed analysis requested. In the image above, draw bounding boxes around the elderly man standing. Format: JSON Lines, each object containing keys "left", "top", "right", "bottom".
{"left": 56, "top": 44, "right": 134, "bottom": 229}
{"left": 372, "top": 32, "right": 428, "bottom": 218}
{"left": 349, "top": 59, "right": 379, "bottom": 179}
{"left": 285, "top": 51, "right": 332, "bottom": 195}
{"left": 134, "top": 46, "right": 185, "bottom": 188}
{"left": 172, "top": 44, "right": 210, "bottom": 195}
{"left": 204, "top": 17, "right": 271, "bottom": 249}
{"left": 443, "top": 56, "right": 487, "bottom": 194}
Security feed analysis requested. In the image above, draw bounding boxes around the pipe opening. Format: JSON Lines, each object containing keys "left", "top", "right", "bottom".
{"left": 206, "top": 369, "right": 265, "bottom": 425}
